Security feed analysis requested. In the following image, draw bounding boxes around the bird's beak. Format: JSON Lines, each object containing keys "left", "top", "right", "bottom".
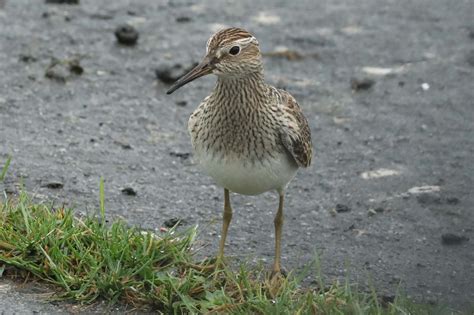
{"left": 166, "top": 57, "right": 214, "bottom": 95}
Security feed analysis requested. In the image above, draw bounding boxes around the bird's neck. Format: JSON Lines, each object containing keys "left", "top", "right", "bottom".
{"left": 212, "top": 71, "right": 268, "bottom": 107}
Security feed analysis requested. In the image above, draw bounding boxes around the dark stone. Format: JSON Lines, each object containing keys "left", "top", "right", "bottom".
{"left": 335, "top": 203, "right": 351, "bottom": 213}
{"left": 163, "top": 217, "right": 184, "bottom": 228}
{"left": 19, "top": 54, "right": 37, "bottom": 63}
{"left": 121, "top": 187, "right": 137, "bottom": 196}
{"left": 169, "top": 151, "right": 191, "bottom": 160}
{"left": 43, "top": 181, "right": 63, "bottom": 189}
{"left": 351, "top": 78, "right": 375, "bottom": 91}
{"left": 68, "top": 59, "right": 84, "bottom": 75}
{"left": 374, "top": 207, "right": 385, "bottom": 213}
{"left": 114, "top": 140, "right": 132, "bottom": 150}
{"left": 344, "top": 223, "right": 355, "bottom": 232}
{"left": 175, "top": 100, "right": 187, "bottom": 107}
{"left": 155, "top": 62, "right": 198, "bottom": 84}
{"left": 45, "top": 0, "right": 79, "bottom": 4}
{"left": 176, "top": 16, "right": 191, "bottom": 23}
{"left": 441, "top": 233, "right": 469, "bottom": 245}
{"left": 114, "top": 24, "right": 139, "bottom": 46}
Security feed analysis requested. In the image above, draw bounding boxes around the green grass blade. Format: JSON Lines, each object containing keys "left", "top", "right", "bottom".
{"left": 0, "top": 155, "right": 11, "bottom": 182}
{"left": 99, "top": 177, "right": 105, "bottom": 224}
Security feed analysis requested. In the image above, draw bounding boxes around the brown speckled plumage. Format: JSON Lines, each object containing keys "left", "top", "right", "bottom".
{"left": 189, "top": 28, "right": 312, "bottom": 169}
{"left": 167, "top": 27, "right": 313, "bottom": 274}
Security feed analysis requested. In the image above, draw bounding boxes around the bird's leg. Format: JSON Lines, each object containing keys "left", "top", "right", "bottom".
{"left": 186, "top": 189, "right": 232, "bottom": 273}
{"left": 217, "top": 188, "right": 233, "bottom": 263}
{"left": 272, "top": 193, "right": 284, "bottom": 275}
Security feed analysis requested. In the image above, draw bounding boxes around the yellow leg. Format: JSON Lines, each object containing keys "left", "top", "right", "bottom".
{"left": 218, "top": 188, "right": 233, "bottom": 260}
{"left": 273, "top": 193, "right": 284, "bottom": 274}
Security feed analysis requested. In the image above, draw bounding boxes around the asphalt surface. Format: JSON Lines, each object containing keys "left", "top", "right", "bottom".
{"left": 1, "top": 0, "right": 473, "bottom": 313}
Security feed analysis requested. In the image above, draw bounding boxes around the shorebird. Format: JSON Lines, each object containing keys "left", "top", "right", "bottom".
{"left": 167, "top": 27, "right": 312, "bottom": 275}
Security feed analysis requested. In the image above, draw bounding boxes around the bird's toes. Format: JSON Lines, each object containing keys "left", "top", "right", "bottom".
{"left": 269, "top": 266, "right": 288, "bottom": 279}
{"left": 266, "top": 271, "right": 287, "bottom": 297}
{"left": 184, "top": 256, "right": 228, "bottom": 274}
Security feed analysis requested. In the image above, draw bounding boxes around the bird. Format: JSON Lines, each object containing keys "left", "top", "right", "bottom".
{"left": 166, "top": 27, "right": 312, "bottom": 275}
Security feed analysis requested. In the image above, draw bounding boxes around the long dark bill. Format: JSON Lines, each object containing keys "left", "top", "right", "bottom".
{"left": 166, "top": 60, "right": 213, "bottom": 95}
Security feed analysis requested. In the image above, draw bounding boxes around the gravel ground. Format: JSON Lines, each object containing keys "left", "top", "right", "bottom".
{"left": 1, "top": 0, "right": 473, "bottom": 312}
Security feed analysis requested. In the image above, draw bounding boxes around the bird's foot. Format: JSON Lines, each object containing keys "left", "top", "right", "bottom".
{"left": 266, "top": 272, "right": 285, "bottom": 298}
{"left": 184, "top": 256, "right": 226, "bottom": 274}
{"left": 265, "top": 266, "right": 288, "bottom": 297}
{"left": 270, "top": 267, "right": 288, "bottom": 279}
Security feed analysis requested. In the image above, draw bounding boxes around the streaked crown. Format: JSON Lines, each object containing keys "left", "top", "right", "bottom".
{"left": 206, "top": 28, "right": 258, "bottom": 52}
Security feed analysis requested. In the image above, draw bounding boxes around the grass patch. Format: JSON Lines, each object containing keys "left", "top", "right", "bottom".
{"left": 0, "top": 161, "right": 461, "bottom": 313}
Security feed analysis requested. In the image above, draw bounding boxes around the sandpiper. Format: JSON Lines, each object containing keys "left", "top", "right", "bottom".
{"left": 167, "top": 27, "right": 312, "bottom": 275}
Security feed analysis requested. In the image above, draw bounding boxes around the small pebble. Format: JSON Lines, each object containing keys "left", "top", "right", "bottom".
{"left": 121, "top": 187, "right": 137, "bottom": 196}
{"left": 114, "top": 140, "right": 132, "bottom": 150}
{"left": 155, "top": 62, "right": 198, "bottom": 84}
{"left": 68, "top": 59, "right": 84, "bottom": 75}
{"left": 169, "top": 152, "right": 191, "bottom": 160}
{"left": 335, "top": 204, "right": 351, "bottom": 213}
{"left": 19, "top": 54, "right": 37, "bottom": 63}
{"left": 175, "top": 100, "right": 187, "bottom": 107}
{"left": 441, "top": 233, "right": 469, "bottom": 245}
{"left": 163, "top": 217, "right": 184, "bottom": 228}
{"left": 43, "top": 181, "right": 64, "bottom": 189}
{"left": 351, "top": 78, "right": 375, "bottom": 91}
{"left": 176, "top": 16, "right": 191, "bottom": 23}
{"left": 421, "top": 83, "right": 430, "bottom": 91}
{"left": 114, "top": 24, "right": 139, "bottom": 46}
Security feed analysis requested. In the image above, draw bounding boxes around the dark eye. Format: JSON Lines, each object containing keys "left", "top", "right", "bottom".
{"left": 229, "top": 46, "right": 240, "bottom": 55}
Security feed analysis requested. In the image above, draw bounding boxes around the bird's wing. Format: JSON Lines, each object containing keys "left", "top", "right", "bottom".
{"left": 278, "top": 90, "right": 313, "bottom": 168}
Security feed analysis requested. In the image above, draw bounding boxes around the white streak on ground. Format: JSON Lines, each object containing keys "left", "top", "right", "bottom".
{"left": 361, "top": 168, "right": 400, "bottom": 179}
{"left": 408, "top": 185, "right": 441, "bottom": 194}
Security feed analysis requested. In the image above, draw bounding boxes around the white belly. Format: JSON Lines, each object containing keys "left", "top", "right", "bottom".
{"left": 194, "top": 150, "right": 298, "bottom": 195}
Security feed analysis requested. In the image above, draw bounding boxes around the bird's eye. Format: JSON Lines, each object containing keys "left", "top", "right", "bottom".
{"left": 229, "top": 46, "right": 240, "bottom": 55}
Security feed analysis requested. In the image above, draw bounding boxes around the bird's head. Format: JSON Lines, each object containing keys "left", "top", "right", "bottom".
{"left": 167, "top": 27, "right": 261, "bottom": 94}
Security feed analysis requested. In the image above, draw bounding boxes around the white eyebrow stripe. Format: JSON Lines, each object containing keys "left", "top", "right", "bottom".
{"left": 206, "top": 35, "right": 214, "bottom": 53}
{"left": 233, "top": 36, "right": 257, "bottom": 46}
